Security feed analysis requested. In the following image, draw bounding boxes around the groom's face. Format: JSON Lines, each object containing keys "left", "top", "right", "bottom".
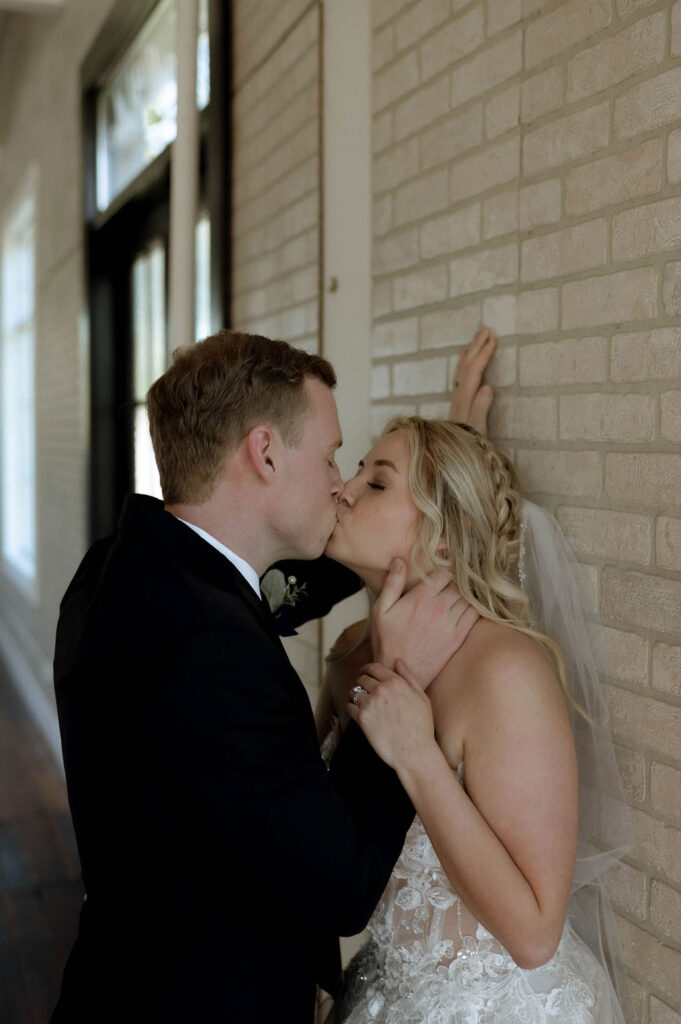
{"left": 274, "top": 377, "right": 344, "bottom": 560}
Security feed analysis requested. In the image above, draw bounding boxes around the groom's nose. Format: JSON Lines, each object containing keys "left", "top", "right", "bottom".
{"left": 330, "top": 464, "right": 343, "bottom": 498}
{"left": 336, "top": 479, "right": 354, "bottom": 506}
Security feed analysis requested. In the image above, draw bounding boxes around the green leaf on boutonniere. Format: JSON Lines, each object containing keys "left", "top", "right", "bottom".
{"left": 261, "top": 569, "right": 288, "bottom": 612}
{"left": 261, "top": 569, "right": 308, "bottom": 613}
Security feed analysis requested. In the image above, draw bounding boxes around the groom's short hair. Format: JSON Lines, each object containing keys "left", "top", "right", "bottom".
{"left": 147, "top": 330, "right": 336, "bottom": 504}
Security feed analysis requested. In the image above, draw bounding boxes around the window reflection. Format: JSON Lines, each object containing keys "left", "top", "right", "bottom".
{"left": 195, "top": 212, "right": 211, "bottom": 341}
{"left": 132, "top": 242, "right": 166, "bottom": 498}
{"left": 131, "top": 214, "right": 210, "bottom": 498}
{"left": 1, "top": 170, "right": 37, "bottom": 584}
{"left": 197, "top": 0, "right": 210, "bottom": 111}
{"left": 96, "top": 0, "right": 210, "bottom": 213}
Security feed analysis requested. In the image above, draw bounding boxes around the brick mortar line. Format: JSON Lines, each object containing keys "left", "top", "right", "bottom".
{"left": 232, "top": 201, "right": 317, "bottom": 248}
{"left": 231, "top": 265, "right": 320, "bottom": 301}
{"left": 233, "top": 45, "right": 319, "bottom": 138}
{"left": 232, "top": 260, "right": 320, "bottom": 297}
{"left": 232, "top": 183, "right": 319, "bottom": 242}
{"left": 232, "top": 231, "right": 318, "bottom": 270}
{"left": 233, "top": 152, "right": 319, "bottom": 216}
{"left": 373, "top": 12, "right": 676, "bottom": 123}
{"left": 232, "top": 0, "right": 318, "bottom": 95}
{"left": 233, "top": 111, "right": 319, "bottom": 178}
{"left": 370, "top": 84, "right": 681, "bottom": 201}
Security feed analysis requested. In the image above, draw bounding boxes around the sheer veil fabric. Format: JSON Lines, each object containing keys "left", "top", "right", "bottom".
{"left": 518, "top": 502, "right": 632, "bottom": 1021}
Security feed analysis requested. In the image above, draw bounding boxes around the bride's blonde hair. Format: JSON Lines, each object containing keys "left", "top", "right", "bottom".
{"left": 375, "top": 417, "right": 574, "bottom": 708}
{"left": 393, "top": 417, "right": 526, "bottom": 621}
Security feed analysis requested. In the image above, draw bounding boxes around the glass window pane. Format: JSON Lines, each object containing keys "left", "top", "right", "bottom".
{"left": 96, "top": 0, "right": 176, "bottom": 212}
{"left": 2, "top": 199, "right": 34, "bottom": 336}
{"left": 96, "top": 0, "right": 211, "bottom": 212}
{"left": 195, "top": 212, "right": 211, "bottom": 341}
{"left": 134, "top": 405, "right": 162, "bottom": 498}
{"left": 198, "top": 0, "right": 210, "bottom": 111}
{"left": 132, "top": 241, "right": 167, "bottom": 401}
{"left": 1, "top": 176, "right": 37, "bottom": 583}
{"left": 132, "top": 241, "right": 166, "bottom": 498}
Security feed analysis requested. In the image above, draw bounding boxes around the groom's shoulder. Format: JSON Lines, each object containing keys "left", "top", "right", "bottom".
{"left": 58, "top": 498, "right": 185, "bottom": 625}
{"left": 58, "top": 494, "right": 272, "bottom": 648}
{"left": 59, "top": 534, "right": 116, "bottom": 608}
{"left": 61, "top": 495, "right": 166, "bottom": 590}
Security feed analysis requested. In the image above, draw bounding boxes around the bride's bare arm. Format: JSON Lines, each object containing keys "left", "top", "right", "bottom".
{"left": 347, "top": 625, "right": 578, "bottom": 970}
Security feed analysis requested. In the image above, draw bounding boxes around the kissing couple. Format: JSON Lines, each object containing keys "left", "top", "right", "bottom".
{"left": 52, "top": 329, "right": 628, "bottom": 1023}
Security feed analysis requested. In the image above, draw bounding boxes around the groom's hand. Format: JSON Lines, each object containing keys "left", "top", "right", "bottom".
{"left": 371, "top": 559, "right": 479, "bottom": 690}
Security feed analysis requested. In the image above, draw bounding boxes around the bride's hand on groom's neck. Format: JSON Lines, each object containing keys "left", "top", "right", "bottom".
{"left": 371, "top": 559, "right": 479, "bottom": 690}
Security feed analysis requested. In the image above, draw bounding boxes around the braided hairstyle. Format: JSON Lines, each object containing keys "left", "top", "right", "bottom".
{"left": 386, "top": 417, "right": 572, "bottom": 703}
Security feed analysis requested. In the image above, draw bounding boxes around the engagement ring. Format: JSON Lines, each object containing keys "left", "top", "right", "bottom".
{"left": 350, "top": 685, "right": 368, "bottom": 706}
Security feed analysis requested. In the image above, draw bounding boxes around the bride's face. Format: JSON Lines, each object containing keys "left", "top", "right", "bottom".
{"left": 325, "top": 430, "right": 423, "bottom": 593}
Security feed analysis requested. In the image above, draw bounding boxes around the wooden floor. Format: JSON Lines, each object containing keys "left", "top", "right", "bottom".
{"left": 0, "top": 661, "right": 82, "bottom": 1023}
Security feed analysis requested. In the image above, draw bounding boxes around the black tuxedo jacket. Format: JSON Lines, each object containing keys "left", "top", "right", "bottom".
{"left": 52, "top": 495, "right": 412, "bottom": 1023}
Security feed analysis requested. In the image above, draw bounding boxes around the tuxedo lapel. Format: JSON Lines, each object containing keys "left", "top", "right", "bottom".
{"left": 220, "top": 557, "right": 280, "bottom": 639}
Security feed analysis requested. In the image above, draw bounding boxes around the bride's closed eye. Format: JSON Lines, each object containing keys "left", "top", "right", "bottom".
{"left": 353, "top": 458, "right": 387, "bottom": 489}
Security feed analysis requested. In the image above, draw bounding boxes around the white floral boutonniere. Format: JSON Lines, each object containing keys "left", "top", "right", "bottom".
{"left": 261, "top": 569, "right": 307, "bottom": 614}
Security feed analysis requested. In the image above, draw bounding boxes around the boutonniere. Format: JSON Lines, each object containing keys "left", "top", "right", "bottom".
{"left": 261, "top": 569, "right": 308, "bottom": 614}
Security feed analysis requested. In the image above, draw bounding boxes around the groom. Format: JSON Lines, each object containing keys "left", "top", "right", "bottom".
{"left": 52, "top": 330, "right": 477, "bottom": 1023}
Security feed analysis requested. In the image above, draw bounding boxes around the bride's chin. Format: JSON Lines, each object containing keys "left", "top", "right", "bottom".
{"left": 324, "top": 542, "right": 357, "bottom": 574}
{"left": 323, "top": 548, "right": 384, "bottom": 593}
{"left": 324, "top": 537, "right": 344, "bottom": 562}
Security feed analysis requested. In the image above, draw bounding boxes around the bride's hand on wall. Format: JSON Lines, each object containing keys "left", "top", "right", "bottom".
{"left": 449, "top": 327, "right": 497, "bottom": 436}
{"left": 371, "top": 559, "right": 479, "bottom": 690}
{"left": 346, "top": 659, "right": 436, "bottom": 772}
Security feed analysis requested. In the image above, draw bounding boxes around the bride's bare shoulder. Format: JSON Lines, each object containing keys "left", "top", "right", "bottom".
{"left": 434, "top": 617, "right": 559, "bottom": 711}
{"left": 431, "top": 618, "right": 566, "bottom": 763}
{"left": 471, "top": 618, "right": 550, "bottom": 671}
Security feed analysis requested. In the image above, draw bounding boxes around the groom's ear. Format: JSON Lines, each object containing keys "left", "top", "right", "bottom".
{"left": 246, "top": 425, "right": 279, "bottom": 484}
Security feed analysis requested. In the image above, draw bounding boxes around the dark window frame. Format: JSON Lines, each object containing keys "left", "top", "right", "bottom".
{"left": 81, "top": 0, "right": 231, "bottom": 541}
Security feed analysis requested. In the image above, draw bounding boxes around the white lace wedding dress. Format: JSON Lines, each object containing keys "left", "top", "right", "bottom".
{"left": 324, "top": 503, "right": 629, "bottom": 1023}
{"left": 335, "top": 762, "right": 622, "bottom": 1024}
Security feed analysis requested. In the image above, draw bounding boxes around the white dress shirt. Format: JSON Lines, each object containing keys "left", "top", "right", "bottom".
{"left": 174, "top": 517, "right": 261, "bottom": 598}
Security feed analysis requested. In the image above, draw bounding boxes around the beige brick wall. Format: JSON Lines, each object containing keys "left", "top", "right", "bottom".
{"left": 231, "top": 0, "right": 323, "bottom": 693}
{"left": 370, "top": 0, "right": 681, "bottom": 1017}
{"left": 0, "top": 0, "right": 678, "bottom": 1012}
{"left": 231, "top": 0, "right": 321, "bottom": 355}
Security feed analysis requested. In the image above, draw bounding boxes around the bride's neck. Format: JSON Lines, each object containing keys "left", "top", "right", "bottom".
{"left": 362, "top": 568, "right": 425, "bottom": 599}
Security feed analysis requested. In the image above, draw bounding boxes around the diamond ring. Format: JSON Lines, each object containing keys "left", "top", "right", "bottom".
{"left": 350, "top": 685, "right": 368, "bottom": 706}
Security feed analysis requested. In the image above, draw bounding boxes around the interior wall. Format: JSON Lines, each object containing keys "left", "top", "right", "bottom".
{"left": 0, "top": 1, "right": 119, "bottom": 756}
{"left": 231, "top": 0, "right": 321, "bottom": 353}
{"left": 0, "top": 1, "right": 678, "bottom": 1014}
{"left": 368, "top": 0, "right": 681, "bottom": 1019}
{"left": 230, "top": 0, "right": 324, "bottom": 694}
{"left": 318, "top": 0, "right": 373, "bottom": 688}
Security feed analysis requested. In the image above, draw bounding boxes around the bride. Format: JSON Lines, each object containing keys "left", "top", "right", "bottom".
{"left": 316, "top": 412, "right": 629, "bottom": 1022}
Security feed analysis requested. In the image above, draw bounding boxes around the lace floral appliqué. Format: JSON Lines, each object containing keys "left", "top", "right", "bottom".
{"left": 337, "top": 763, "right": 618, "bottom": 1023}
